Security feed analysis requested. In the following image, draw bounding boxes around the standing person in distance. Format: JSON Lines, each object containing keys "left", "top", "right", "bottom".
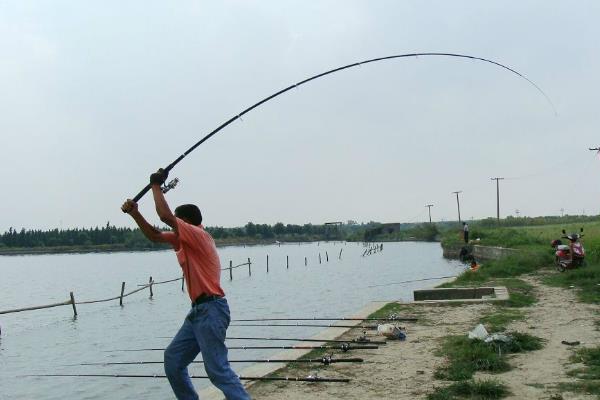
{"left": 122, "top": 168, "right": 250, "bottom": 400}
{"left": 463, "top": 222, "right": 469, "bottom": 244}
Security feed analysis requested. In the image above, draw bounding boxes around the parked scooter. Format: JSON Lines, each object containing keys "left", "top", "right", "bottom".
{"left": 551, "top": 228, "right": 585, "bottom": 272}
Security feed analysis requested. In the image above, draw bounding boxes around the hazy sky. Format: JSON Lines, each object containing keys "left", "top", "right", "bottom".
{"left": 2, "top": 1, "right": 599, "bottom": 231}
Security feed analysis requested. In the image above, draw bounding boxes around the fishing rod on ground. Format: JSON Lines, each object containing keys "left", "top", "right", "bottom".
{"left": 227, "top": 335, "right": 386, "bottom": 344}
{"left": 152, "top": 335, "right": 388, "bottom": 345}
{"left": 71, "top": 356, "right": 363, "bottom": 367}
{"left": 24, "top": 373, "right": 351, "bottom": 383}
{"left": 124, "top": 53, "right": 555, "bottom": 204}
{"left": 229, "top": 323, "right": 379, "bottom": 329}
{"left": 107, "top": 343, "right": 378, "bottom": 353}
{"left": 231, "top": 316, "right": 417, "bottom": 322}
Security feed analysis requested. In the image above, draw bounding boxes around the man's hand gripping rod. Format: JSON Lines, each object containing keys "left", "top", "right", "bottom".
{"left": 124, "top": 164, "right": 180, "bottom": 211}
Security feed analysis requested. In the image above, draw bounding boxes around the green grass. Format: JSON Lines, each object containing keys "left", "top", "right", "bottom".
{"left": 441, "top": 251, "right": 549, "bottom": 285}
{"left": 427, "top": 379, "right": 510, "bottom": 400}
{"left": 434, "top": 336, "right": 510, "bottom": 380}
{"left": 441, "top": 220, "right": 600, "bottom": 254}
{"left": 558, "top": 381, "right": 600, "bottom": 397}
{"left": 543, "top": 262, "right": 600, "bottom": 304}
{"left": 367, "top": 302, "right": 429, "bottom": 323}
{"left": 479, "top": 309, "right": 526, "bottom": 332}
{"left": 434, "top": 332, "right": 544, "bottom": 381}
{"left": 567, "top": 346, "right": 600, "bottom": 380}
{"left": 555, "top": 345, "right": 600, "bottom": 396}
{"left": 368, "top": 302, "right": 418, "bottom": 318}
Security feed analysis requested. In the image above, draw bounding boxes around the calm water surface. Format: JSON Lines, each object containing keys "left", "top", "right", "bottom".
{"left": 0, "top": 241, "right": 463, "bottom": 399}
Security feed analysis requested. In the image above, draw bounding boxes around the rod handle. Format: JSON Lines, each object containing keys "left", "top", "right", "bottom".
{"left": 132, "top": 184, "right": 152, "bottom": 203}
{"left": 124, "top": 164, "right": 175, "bottom": 212}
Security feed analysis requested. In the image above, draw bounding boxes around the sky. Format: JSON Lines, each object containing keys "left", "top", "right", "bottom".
{"left": 1, "top": 0, "right": 600, "bottom": 231}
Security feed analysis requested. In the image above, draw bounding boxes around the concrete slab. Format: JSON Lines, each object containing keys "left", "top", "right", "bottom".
{"left": 412, "top": 286, "right": 509, "bottom": 304}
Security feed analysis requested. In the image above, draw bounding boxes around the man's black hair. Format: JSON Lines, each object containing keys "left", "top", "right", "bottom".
{"left": 175, "top": 204, "right": 203, "bottom": 226}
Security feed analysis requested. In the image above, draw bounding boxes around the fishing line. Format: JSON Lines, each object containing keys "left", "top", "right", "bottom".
{"left": 127, "top": 52, "right": 556, "bottom": 203}
{"left": 367, "top": 275, "right": 458, "bottom": 288}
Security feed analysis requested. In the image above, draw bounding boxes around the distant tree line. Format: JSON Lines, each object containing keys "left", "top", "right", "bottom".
{"left": 0, "top": 222, "right": 164, "bottom": 250}
{"left": 0, "top": 221, "right": 351, "bottom": 250}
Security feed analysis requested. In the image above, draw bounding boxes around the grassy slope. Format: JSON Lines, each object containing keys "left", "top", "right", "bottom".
{"left": 435, "top": 220, "right": 600, "bottom": 398}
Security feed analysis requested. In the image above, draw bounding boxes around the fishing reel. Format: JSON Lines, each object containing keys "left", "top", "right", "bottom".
{"left": 321, "top": 355, "right": 333, "bottom": 365}
{"left": 340, "top": 343, "right": 351, "bottom": 352}
{"left": 161, "top": 178, "right": 179, "bottom": 194}
{"left": 306, "top": 372, "right": 320, "bottom": 382}
{"left": 388, "top": 313, "right": 404, "bottom": 321}
{"left": 354, "top": 335, "right": 370, "bottom": 343}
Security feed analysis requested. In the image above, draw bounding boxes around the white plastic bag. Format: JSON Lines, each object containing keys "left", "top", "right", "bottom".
{"left": 468, "top": 324, "right": 489, "bottom": 340}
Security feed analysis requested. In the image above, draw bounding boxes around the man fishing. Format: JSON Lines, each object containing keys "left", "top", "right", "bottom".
{"left": 122, "top": 169, "right": 250, "bottom": 400}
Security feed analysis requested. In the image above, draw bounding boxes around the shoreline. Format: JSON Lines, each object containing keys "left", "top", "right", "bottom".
{"left": 0, "top": 239, "right": 312, "bottom": 256}
{"left": 0, "top": 239, "right": 382, "bottom": 256}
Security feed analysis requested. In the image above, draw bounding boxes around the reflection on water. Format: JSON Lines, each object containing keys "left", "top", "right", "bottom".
{"left": 0, "top": 241, "right": 463, "bottom": 399}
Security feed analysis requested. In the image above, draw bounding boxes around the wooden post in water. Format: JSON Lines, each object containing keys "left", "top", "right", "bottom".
{"left": 304, "top": 256, "right": 307, "bottom": 266}
{"left": 149, "top": 277, "right": 154, "bottom": 298}
{"left": 119, "top": 282, "right": 126, "bottom": 306}
{"left": 229, "top": 260, "right": 233, "bottom": 281}
{"left": 266, "top": 254, "right": 269, "bottom": 273}
{"left": 70, "top": 292, "right": 77, "bottom": 317}
{"left": 339, "top": 248, "right": 343, "bottom": 259}
{"left": 248, "top": 257, "right": 252, "bottom": 276}
{"left": 181, "top": 275, "right": 185, "bottom": 291}
{"left": 319, "top": 253, "right": 322, "bottom": 264}
{"left": 286, "top": 255, "right": 289, "bottom": 269}
{"left": 326, "top": 251, "right": 329, "bottom": 262}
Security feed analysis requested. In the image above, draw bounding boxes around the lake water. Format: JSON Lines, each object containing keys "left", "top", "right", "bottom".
{"left": 0, "top": 241, "right": 463, "bottom": 399}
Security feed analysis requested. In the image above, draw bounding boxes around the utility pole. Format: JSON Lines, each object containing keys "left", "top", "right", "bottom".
{"left": 490, "top": 177, "right": 504, "bottom": 221}
{"left": 452, "top": 191, "right": 462, "bottom": 223}
{"left": 560, "top": 208, "right": 564, "bottom": 217}
{"left": 425, "top": 204, "right": 434, "bottom": 223}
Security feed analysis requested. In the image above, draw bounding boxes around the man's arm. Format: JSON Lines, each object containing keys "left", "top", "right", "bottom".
{"left": 151, "top": 184, "right": 178, "bottom": 231}
{"left": 121, "top": 199, "right": 168, "bottom": 243}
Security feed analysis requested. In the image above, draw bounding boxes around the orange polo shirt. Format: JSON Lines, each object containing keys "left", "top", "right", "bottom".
{"left": 161, "top": 218, "right": 225, "bottom": 302}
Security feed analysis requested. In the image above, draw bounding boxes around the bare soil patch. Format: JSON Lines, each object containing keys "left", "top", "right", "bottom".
{"left": 247, "top": 274, "right": 600, "bottom": 399}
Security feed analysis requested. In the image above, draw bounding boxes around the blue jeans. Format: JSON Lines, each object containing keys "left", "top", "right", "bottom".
{"left": 164, "top": 298, "right": 250, "bottom": 400}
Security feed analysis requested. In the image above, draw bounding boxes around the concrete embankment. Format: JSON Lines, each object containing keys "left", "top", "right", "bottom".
{"left": 441, "top": 242, "right": 518, "bottom": 261}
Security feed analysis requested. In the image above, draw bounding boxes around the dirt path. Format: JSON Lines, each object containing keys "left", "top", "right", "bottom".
{"left": 247, "top": 274, "right": 600, "bottom": 399}
{"left": 482, "top": 274, "right": 600, "bottom": 400}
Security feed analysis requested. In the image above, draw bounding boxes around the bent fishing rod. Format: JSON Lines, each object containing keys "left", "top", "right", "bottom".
{"left": 73, "top": 356, "right": 363, "bottom": 367}
{"left": 127, "top": 52, "right": 556, "bottom": 203}
{"left": 25, "top": 373, "right": 350, "bottom": 383}
{"left": 106, "top": 343, "right": 379, "bottom": 352}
